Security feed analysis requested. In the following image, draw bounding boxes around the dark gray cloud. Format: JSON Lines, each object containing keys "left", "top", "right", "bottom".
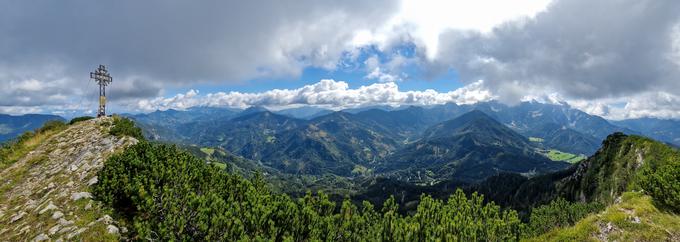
{"left": 1, "top": 0, "right": 397, "bottom": 82}
{"left": 429, "top": 0, "right": 680, "bottom": 102}
{"left": 0, "top": 0, "right": 398, "bottom": 110}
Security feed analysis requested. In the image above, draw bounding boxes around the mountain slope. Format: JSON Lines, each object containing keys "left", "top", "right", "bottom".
{"left": 527, "top": 191, "right": 680, "bottom": 241}
{"left": 478, "top": 132, "right": 680, "bottom": 213}
{"left": 187, "top": 111, "right": 304, "bottom": 157}
{"left": 523, "top": 122, "right": 601, "bottom": 155}
{"left": 352, "top": 107, "right": 442, "bottom": 140}
{"left": 0, "top": 117, "right": 137, "bottom": 241}
{"left": 0, "top": 114, "right": 65, "bottom": 142}
{"left": 382, "top": 110, "right": 568, "bottom": 182}
{"left": 256, "top": 111, "right": 401, "bottom": 175}
{"left": 129, "top": 107, "right": 239, "bottom": 141}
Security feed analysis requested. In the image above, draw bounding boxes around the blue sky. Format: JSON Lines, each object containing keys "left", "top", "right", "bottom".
{"left": 165, "top": 43, "right": 463, "bottom": 96}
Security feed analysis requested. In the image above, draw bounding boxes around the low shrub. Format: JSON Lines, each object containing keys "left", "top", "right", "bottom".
{"left": 69, "top": 116, "right": 95, "bottom": 125}
{"left": 528, "top": 198, "right": 604, "bottom": 236}
{"left": 639, "top": 161, "right": 680, "bottom": 212}
{"left": 109, "top": 116, "right": 144, "bottom": 140}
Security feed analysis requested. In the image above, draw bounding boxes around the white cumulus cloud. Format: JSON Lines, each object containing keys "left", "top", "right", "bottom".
{"left": 130, "top": 79, "right": 494, "bottom": 112}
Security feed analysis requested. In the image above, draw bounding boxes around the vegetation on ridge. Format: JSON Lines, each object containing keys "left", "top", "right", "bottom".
{"left": 527, "top": 198, "right": 604, "bottom": 237}
{"left": 0, "top": 120, "right": 67, "bottom": 169}
{"left": 528, "top": 192, "right": 680, "bottom": 242}
{"left": 68, "top": 115, "right": 95, "bottom": 125}
{"left": 93, "top": 141, "right": 526, "bottom": 241}
{"left": 109, "top": 115, "right": 144, "bottom": 140}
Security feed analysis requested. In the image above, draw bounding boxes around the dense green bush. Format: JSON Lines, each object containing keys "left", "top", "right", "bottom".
{"left": 109, "top": 116, "right": 144, "bottom": 140}
{"left": 93, "top": 141, "right": 525, "bottom": 241}
{"left": 528, "top": 197, "right": 604, "bottom": 236}
{"left": 639, "top": 161, "right": 680, "bottom": 212}
{"left": 69, "top": 116, "right": 95, "bottom": 125}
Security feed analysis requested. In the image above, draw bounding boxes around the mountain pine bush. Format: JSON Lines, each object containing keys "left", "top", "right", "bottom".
{"left": 639, "top": 161, "right": 680, "bottom": 212}
{"left": 93, "top": 141, "right": 526, "bottom": 241}
{"left": 68, "top": 116, "right": 94, "bottom": 125}
{"left": 528, "top": 198, "right": 604, "bottom": 236}
{"left": 109, "top": 116, "right": 144, "bottom": 140}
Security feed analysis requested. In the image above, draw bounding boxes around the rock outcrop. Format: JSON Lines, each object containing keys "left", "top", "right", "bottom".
{"left": 0, "top": 117, "right": 136, "bottom": 241}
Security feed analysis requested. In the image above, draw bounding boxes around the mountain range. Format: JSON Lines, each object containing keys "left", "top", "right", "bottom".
{"left": 1, "top": 101, "right": 677, "bottom": 184}
{"left": 381, "top": 110, "right": 568, "bottom": 182}
{"left": 120, "top": 101, "right": 650, "bottom": 183}
{"left": 0, "top": 114, "right": 64, "bottom": 142}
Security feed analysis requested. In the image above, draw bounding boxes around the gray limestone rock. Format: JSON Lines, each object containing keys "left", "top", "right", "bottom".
{"left": 31, "top": 233, "right": 49, "bottom": 242}
{"left": 39, "top": 202, "right": 58, "bottom": 215}
{"left": 107, "top": 224, "right": 119, "bottom": 234}
{"left": 71, "top": 192, "right": 92, "bottom": 201}
{"left": 51, "top": 211, "right": 64, "bottom": 220}
{"left": 48, "top": 225, "right": 61, "bottom": 235}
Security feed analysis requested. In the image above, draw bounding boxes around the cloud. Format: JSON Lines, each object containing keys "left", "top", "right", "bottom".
{"left": 130, "top": 79, "right": 494, "bottom": 112}
{"left": 0, "top": 0, "right": 398, "bottom": 82}
{"left": 2, "top": 0, "right": 679, "bottom": 121}
{"left": 567, "top": 91, "right": 680, "bottom": 120}
{"left": 0, "top": 0, "right": 399, "bottom": 113}
{"left": 350, "top": 0, "right": 552, "bottom": 59}
{"left": 364, "top": 55, "right": 404, "bottom": 82}
{"left": 0, "top": 78, "right": 74, "bottom": 106}
{"left": 428, "top": 0, "right": 680, "bottom": 104}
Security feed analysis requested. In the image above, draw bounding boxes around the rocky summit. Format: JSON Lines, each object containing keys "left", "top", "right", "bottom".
{"left": 0, "top": 117, "right": 137, "bottom": 241}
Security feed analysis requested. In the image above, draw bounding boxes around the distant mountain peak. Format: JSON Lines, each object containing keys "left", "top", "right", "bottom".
{"left": 242, "top": 106, "right": 268, "bottom": 113}
{"left": 422, "top": 110, "right": 505, "bottom": 140}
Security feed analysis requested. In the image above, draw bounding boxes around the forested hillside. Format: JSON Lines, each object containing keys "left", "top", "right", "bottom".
{"left": 382, "top": 110, "right": 568, "bottom": 182}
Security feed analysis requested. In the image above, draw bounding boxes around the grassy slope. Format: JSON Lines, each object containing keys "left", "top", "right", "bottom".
{"left": 546, "top": 149, "right": 586, "bottom": 164}
{"left": 529, "top": 137, "right": 545, "bottom": 142}
{"left": 0, "top": 127, "right": 65, "bottom": 170}
{"left": 525, "top": 192, "right": 680, "bottom": 241}
{"left": 567, "top": 134, "right": 680, "bottom": 204}
{"left": 524, "top": 134, "right": 680, "bottom": 241}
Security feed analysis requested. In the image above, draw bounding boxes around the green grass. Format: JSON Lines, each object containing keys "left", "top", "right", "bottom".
{"left": 545, "top": 149, "right": 586, "bottom": 163}
{"left": 200, "top": 147, "right": 215, "bottom": 156}
{"left": 529, "top": 137, "right": 545, "bottom": 142}
{"left": 69, "top": 116, "right": 95, "bottom": 125}
{"left": 0, "top": 126, "right": 66, "bottom": 170}
{"left": 525, "top": 192, "right": 680, "bottom": 241}
{"left": 211, "top": 162, "right": 227, "bottom": 170}
{"left": 351, "top": 165, "right": 370, "bottom": 175}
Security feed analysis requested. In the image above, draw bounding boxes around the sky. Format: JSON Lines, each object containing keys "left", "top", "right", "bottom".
{"left": 1, "top": 0, "right": 679, "bottom": 120}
